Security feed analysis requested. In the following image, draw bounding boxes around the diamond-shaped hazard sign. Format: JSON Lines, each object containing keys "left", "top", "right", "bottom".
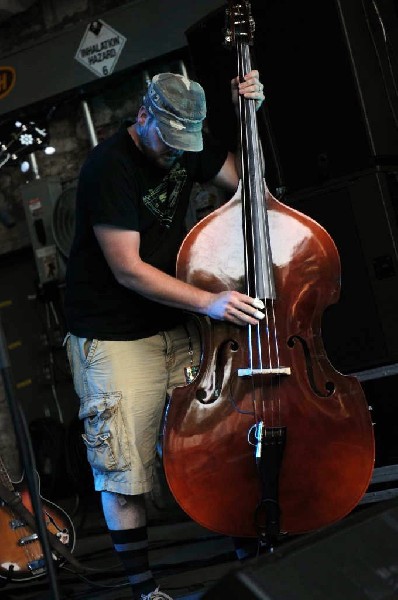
{"left": 75, "top": 19, "right": 126, "bottom": 78}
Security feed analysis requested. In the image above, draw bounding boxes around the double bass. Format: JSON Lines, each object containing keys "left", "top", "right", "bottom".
{"left": 163, "top": 1, "right": 374, "bottom": 546}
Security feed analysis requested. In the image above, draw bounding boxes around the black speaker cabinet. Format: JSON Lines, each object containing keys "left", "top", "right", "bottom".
{"left": 361, "top": 372, "right": 398, "bottom": 467}
{"left": 186, "top": 0, "right": 398, "bottom": 193}
{"left": 285, "top": 168, "right": 398, "bottom": 373}
{"left": 203, "top": 498, "right": 398, "bottom": 599}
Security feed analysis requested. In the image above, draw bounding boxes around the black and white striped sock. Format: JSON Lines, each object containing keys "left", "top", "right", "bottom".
{"left": 110, "top": 526, "right": 156, "bottom": 598}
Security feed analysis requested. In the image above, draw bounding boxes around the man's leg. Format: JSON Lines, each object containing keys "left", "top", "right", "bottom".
{"left": 102, "top": 491, "right": 157, "bottom": 598}
{"left": 66, "top": 333, "right": 171, "bottom": 598}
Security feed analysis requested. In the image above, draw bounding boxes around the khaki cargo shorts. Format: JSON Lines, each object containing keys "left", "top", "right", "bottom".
{"left": 65, "top": 321, "right": 200, "bottom": 496}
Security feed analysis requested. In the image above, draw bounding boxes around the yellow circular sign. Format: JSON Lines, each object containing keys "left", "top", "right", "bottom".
{"left": 0, "top": 66, "right": 16, "bottom": 100}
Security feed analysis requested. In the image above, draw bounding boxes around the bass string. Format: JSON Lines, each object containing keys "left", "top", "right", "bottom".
{"left": 236, "top": 38, "right": 282, "bottom": 436}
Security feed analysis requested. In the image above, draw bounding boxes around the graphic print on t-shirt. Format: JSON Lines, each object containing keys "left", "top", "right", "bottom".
{"left": 142, "top": 162, "right": 187, "bottom": 227}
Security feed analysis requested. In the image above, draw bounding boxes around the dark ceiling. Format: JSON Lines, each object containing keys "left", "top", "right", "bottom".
{"left": 0, "top": 0, "right": 37, "bottom": 24}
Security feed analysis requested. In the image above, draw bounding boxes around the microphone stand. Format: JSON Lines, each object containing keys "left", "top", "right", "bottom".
{"left": 0, "top": 314, "right": 61, "bottom": 599}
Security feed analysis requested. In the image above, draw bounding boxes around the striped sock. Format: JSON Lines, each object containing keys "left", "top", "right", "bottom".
{"left": 110, "top": 526, "right": 156, "bottom": 598}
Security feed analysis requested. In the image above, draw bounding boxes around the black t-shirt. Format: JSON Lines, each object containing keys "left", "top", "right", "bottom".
{"left": 64, "top": 127, "right": 227, "bottom": 340}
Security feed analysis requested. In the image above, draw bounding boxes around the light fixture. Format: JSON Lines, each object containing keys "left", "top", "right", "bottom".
{"left": 44, "top": 145, "right": 56, "bottom": 155}
{"left": 0, "top": 119, "right": 49, "bottom": 172}
{"left": 19, "top": 132, "right": 34, "bottom": 146}
{"left": 20, "top": 160, "right": 30, "bottom": 173}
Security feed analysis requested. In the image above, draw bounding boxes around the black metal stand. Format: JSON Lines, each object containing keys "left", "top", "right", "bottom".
{"left": 0, "top": 315, "right": 61, "bottom": 599}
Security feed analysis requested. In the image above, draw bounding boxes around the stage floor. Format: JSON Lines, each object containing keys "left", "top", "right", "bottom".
{"left": 2, "top": 478, "right": 393, "bottom": 600}
{"left": 1, "top": 489, "right": 238, "bottom": 600}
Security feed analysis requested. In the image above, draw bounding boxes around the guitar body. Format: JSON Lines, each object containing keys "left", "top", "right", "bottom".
{"left": 0, "top": 472, "right": 75, "bottom": 581}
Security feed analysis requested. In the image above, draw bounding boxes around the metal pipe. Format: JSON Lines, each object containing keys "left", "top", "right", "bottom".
{"left": 29, "top": 152, "right": 40, "bottom": 179}
{"left": 179, "top": 60, "right": 188, "bottom": 78}
{"left": 143, "top": 69, "right": 151, "bottom": 87}
{"left": 81, "top": 99, "right": 98, "bottom": 148}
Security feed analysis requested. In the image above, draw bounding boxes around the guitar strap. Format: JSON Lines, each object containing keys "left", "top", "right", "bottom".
{"left": 0, "top": 480, "right": 87, "bottom": 574}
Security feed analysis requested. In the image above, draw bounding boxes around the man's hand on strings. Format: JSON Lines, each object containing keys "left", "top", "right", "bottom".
{"left": 231, "top": 70, "right": 265, "bottom": 111}
{"left": 203, "top": 291, "right": 265, "bottom": 326}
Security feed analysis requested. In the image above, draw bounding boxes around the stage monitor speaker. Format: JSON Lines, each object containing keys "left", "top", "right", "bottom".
{"left": 186, "top": 0, "right": 398, "bottom": 193}
{"left": 202, "top": 498, "right": 398, "bottom": 599}
{"left": 285, "top": 168, "right": 398, "bottom": 373}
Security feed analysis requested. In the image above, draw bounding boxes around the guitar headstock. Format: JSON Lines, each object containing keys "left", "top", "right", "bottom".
{"left": 224, "top": 1, "right": 255, "bottom": 48}
{"left": 0, "top": 120, "right": 48, "bottom": 170}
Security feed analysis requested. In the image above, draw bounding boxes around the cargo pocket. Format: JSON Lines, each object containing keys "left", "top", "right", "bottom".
{"left": 79, "top": 392, "right": 130, "bottom": 472}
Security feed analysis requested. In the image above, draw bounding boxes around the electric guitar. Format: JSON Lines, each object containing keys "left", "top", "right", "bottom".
{"left": 0, "top": 454, "right": 75, "bottom": 581}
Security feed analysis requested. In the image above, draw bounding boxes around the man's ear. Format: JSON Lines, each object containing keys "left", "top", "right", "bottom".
{"left": 137, "top": 106, "right": 149, "bottom": 126}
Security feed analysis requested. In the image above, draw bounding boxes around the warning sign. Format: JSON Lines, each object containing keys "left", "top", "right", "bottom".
{"left": 0, "top": 66, "right": 16, "bottom": 100}
{"left": 75, "top": 19, "right": 126, "bottom": 78}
